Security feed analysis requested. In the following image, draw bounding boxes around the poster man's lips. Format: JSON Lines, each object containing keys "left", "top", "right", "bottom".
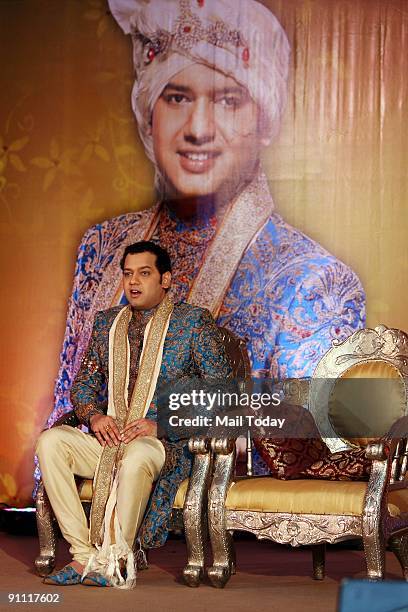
{"left": 177, "top": 151, "right": 221, "bottom": 161}
{"left": 177, "top": 150, "right": 221, "bottom": 174}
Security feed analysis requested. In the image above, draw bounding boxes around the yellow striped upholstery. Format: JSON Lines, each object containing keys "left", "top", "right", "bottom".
{"left": 77, "top": 479, "right": 93, "bottom": 502}
{"left": 225, "top": 477, "right": 408, "bottom": 517}
{"left": 173, "top": 479, "right": 189, "bottom": 509}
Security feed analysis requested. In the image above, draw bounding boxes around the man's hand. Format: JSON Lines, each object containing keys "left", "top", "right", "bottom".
{"left": 121, "top": 418, "right": 157, "bottom": 443}
{"left": 89, "top": 414, "right": 121, "bottom": 447}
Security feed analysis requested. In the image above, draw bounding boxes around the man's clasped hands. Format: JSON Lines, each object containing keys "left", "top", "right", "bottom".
{"left": 89, "top": 414, "right": 157, "bottom": 447}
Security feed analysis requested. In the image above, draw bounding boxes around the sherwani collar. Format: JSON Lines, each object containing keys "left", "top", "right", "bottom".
{"left": 186, "top": 171, "right": 274, "bottom": 317}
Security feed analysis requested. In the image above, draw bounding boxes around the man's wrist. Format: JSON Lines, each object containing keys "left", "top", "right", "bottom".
{"left": 73, "top": 403, "right": 104, "bottom": 427}
{"left": 88, "top": 410, "right": 104, "bottom": 429}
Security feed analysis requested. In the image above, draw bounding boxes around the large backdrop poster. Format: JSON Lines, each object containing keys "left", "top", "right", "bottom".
{"left": 0, "top": 0, "right": 407, "bottom": 506}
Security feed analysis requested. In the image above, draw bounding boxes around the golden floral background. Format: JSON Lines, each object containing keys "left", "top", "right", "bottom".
{"left": 0, "top": 0, "right": 407, "bottom": 505}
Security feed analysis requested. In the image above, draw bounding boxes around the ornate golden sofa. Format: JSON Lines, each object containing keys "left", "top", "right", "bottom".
{"left": 35, "top": 327, "right": 251, "bottom": 587}
{"left": 207, "top": 325, "right": 408, "bottom": 587}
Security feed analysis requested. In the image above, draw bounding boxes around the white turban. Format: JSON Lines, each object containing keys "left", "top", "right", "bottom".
{"left": 108, "top": 0, "right": 290, "bottom": 175}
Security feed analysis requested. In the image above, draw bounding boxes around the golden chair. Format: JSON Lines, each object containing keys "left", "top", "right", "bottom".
{"left": 207, "top": 325, "right": 408, "bottom": 587}
{"left": 34, "top": 327, "right": 250, "bottom": 588}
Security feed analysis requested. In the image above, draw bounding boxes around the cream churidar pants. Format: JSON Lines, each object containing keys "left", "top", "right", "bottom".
{"left": 36, "top": 425, "right": 165, "bottom": 565}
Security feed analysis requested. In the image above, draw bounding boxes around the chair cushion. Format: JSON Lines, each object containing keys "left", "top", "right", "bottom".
{"left": 226, "top": 477, "right": 408, "bottom": 517}
{"left": 78, "top": 479, "right": 93, "bottom": 502}
{"left": 78, "top": 477, "right": 190, "bottom": 508}
{"left": 301, "top": 447, "right": 371, "bottom": 481}
{"left": 254, "top": 438, "right": 327, "bottom": 479}
{"left": 173, "top": 478, "right": 189, "bottom": 509}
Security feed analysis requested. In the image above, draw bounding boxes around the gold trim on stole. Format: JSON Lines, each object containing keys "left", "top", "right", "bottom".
{"left": 90, "top": 294, "right": 174, "bottom": 544}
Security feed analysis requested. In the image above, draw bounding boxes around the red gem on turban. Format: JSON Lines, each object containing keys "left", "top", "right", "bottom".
{"left": 184, "top": 25, "right": 192, "bottom": 33}
{"left": 242, "top": 47, "right": 250, "bottom": 63}
{"left": 197, "top": 0, "right": 204, "bottom": 6}
{"left": 147, "top": 47, "right": 156, "bottom": 62}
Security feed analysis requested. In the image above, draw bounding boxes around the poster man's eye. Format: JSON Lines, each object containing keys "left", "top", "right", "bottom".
{"left": 164, "top": 93, "right": 190, "bottom": 105}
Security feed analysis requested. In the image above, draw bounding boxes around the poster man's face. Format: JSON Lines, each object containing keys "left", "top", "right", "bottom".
{"left": 151, "top": 63, "right": 265, "bottom": 199}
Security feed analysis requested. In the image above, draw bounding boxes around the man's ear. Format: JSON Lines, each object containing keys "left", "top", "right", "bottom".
{"left": 161, "top": 271, "right": 171, "bottom": 289}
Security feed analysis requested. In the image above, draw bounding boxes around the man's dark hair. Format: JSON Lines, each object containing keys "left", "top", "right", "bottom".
{"left": 120, "top": 241, "right": 172, "bottom": 276}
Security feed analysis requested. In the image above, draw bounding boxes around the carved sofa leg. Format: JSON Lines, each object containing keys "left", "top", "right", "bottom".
{"left": 207, "top": 531, "right": 234, "bottom": 588}
{"left": 182, "top": 438, "right": 212, "bottom": 588}
{"left": 389, "top": 534, "right": 408, "bottom": 581}
{"left": 35, "top": 481, "right": 58, "bottom": 576}
{"left": 361, "top": 457, "right": 389, "bottom": 581}
{"left": 312, "top": 543, "right": 326, "bottom": 580}
{"left": 362, "top": 526, "right": 385, "bottom": 581}
{"left": 207, "top": 440, "right": 236, "bottom": 588}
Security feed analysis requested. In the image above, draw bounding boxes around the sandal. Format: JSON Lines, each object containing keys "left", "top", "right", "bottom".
{"left": 43, "top": 565, "right": 82, "bottom": 586}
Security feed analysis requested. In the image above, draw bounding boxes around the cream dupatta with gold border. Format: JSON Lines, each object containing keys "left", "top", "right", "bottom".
{"left": 83, "top": 294, "right": 173, "bottom": 588}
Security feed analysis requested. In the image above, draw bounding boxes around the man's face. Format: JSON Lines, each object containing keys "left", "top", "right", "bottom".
{"left": 122, "top": 252, "right": 171, "bottom": 310}
{"left": 151, "top": 63, "right": 266, "bottom": 200}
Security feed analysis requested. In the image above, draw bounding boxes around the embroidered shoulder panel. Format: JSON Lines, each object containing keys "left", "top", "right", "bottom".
{"left": 217, "top": 213, "right": 366, "bottom": 378}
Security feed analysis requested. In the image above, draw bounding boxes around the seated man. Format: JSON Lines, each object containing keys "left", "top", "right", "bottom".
{"left": 36, "top": 241, "right": 232, "bottom": 588}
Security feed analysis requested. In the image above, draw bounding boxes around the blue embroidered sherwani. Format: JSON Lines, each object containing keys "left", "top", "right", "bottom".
{"left": 70, "top": 302, "right": 232, "bottom": 548}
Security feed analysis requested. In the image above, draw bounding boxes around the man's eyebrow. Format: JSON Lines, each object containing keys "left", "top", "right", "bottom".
{"left": 123, "top": 265, "right": 152, "bottom": 272}
{"left": 163, "top": 83, "right": 192, "bottom": 94}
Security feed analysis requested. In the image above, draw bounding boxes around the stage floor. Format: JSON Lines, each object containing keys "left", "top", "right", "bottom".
{"left": 0, "top": 533, "right": 404, "bottom": 611}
